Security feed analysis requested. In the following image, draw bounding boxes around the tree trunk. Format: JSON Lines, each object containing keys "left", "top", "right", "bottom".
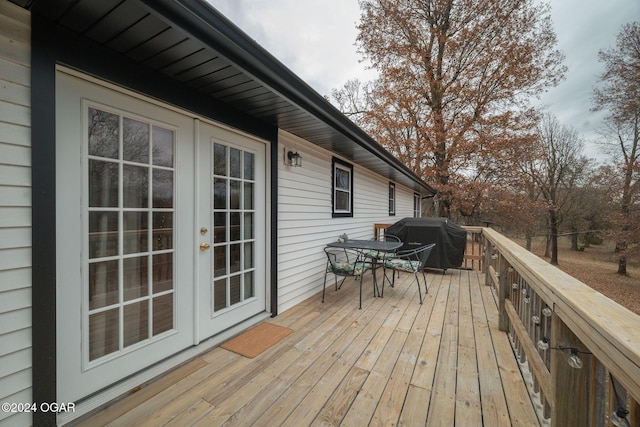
{"left": 616, "top": 241, "right": 628, "bottom": 275}
{"left": 618, "top": 255, "right": 627, "bottom": 275}
{"left": 525, "top": 234, "right": 532, "bottom": 251}
{"left": 544, "top": 218, "right": 551, "bottom": 258}
{"left": 570, "top": 225, "right": 579, "bottom": 251}
{"left": 549, "top": 209, "right": 559, "bottom": 265}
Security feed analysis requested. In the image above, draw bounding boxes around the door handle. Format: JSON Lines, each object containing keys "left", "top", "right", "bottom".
{"left": 200, "top": 242, "right": 211, "bottom": 251}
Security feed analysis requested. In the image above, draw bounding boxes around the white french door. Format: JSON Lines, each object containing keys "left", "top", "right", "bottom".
{"left": 196, "top": 122, "right": 267, "bottom": 340}
{"left": 55, "top": 70, "right": 268, "bottom": 404}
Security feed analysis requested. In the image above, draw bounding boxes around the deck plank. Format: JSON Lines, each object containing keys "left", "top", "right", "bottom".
{"left": 199, "top": 287, "right": 385, "bottom": 426}
{"left": 426, "top": 271, "right": 459, "bottom": 427}
{"left": 479, "top": 281, "right": 540, "bottom": 427}
{"left": 310, "top": 365, "right": 369, "bottom": 426}
{"left": 81, "top": 269, "right": 541, "bottom": 427}
{"left": 75, "top": 357, "right": 209, "bottom": 427}
{"left": 470, "top": 275, "right": 512, "bottom": 427}
{"left": 371, "top": 277, "right": 435, "bottom": 426}
{"left": 455, "top": 270, "right": 483, "bottom": 427}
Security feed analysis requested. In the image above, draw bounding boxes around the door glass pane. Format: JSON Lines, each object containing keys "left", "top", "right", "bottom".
{"left": 152, "top": 212, "right": 173, "bottom": 250}
{"left": 89, "top": 160, "right": 119, "bottom": 207}
{"left": 214, "top": 178, "right": 227, "bottom": 209}
{"left": 213, "top": 279, "right": 227, "bottom": 312}
{"left": 89, "top": 211, "right": 119, "bottom": 258}
{"left": 244, "top": 152, "right": 254, "bottom": 180}
{"left": 123, "top": 164, "right": 149, "bottom": 208}
{"left": 123, "top": 301, "right": 149, "bottom": 347}
{"left": 123, "top": 117, "right": 149, "bottom": 163}
{"left": 152, "top": 294, "right": 173, "bottom": 334}
{"left": 230, "top": 275, "right": 241, "bottom": 305}
{"left": 213, "top": 143, "right": 227, "bottom": 176}
{"left": 244, "top": 182, "right": 253, "bottom": 209}
{"left": 230, "top": 212, "right": 241, "bottom": 241}
{"left": 88, "top": 108, "right": 119, "bottom": 159}
{"left": 243, "top": 213, "right": 253, "bottom": 239}
{"left": 214, "top": 246, "right": 227, "bottom": 277}
{"left": 152, "top": 126, "right": 174, "bottom": 167}
{"left": 214, "top": 212, "right": 226, "bottom": 243}
{"left": 152, "top": 169, "right": 173, "bottom": 208}
{"left": 229, "top": 148, "right": 241, "bottom": 178}
{"left": 244, "top": 242, "right": 253, "bottom": 269}
{"left": 230, "top": 243, "right": 241, "bottom": 273}
{"left": 123, "top": 256, "right": 149, "bottom": 301}
{"left": 89, "top": 260, "right": 119, "bottom": 310}
{"left": 244, "top": 272, "right": 254, "bottom": 298}
{"left": 152, "top": 253, "right": 173, "bottom": 293}
{"left": 89, "top": 308, "right": 119, "bottom": 361}
{"left": 123, "top": 211, "right": 148, "bottom": 255}
{"left": 230, "top": 180, "right": 241, "bottom": 210}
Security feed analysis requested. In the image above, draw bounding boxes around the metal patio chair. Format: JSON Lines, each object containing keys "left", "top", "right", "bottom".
{"left": 323, "top": 246, "right": 370, "bottom": 309}
{"left": 363, "top": 234, "right": 401, "bottom": 296}
{"left": 383, "top": 243, "right": 436, "bottom": 304}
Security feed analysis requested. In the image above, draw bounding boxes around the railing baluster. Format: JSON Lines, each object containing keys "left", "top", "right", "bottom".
{"left": 590, "top": 360, "right": 606, "bottom": 427}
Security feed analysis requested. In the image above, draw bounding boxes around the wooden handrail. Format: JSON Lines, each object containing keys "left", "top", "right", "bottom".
{"left": 482, "top": 227, "right": 640, "bottom": 402}
{"left": 469, "top": 226, "right": 640, "bottom": 426}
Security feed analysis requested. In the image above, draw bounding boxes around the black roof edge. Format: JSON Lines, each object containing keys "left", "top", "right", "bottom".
{"left": 142, "top": 0, "right": 437, "bottom": 196}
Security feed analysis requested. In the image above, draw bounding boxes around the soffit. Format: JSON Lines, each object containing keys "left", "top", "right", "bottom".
{"left": 20, "top": 0, "right": 436, "bottom": 195}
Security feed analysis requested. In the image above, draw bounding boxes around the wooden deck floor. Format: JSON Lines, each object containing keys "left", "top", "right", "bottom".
{"left": 79, "top": 269, "right": 540, "bottom": 427}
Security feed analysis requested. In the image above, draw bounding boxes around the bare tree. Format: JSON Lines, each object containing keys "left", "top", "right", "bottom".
{"left": 592, "top": 22, "right": 640, "bottom": 275}
{"left": 334, "top": 0, "right": 566, "bottom": 217}
{"left": 524, "top": 114, "right": 589, "bottom": 265}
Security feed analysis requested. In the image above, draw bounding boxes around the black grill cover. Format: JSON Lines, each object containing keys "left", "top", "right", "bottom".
{"left": 385, "top": 218, "right": 467, "bottom": 270}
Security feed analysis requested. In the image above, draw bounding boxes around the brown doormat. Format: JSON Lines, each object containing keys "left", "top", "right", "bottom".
{"left": 221, "top": 323, "right": 293, "bottom": 358}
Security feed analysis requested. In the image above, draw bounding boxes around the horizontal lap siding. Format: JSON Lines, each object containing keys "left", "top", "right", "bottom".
{"left": 277, "top": 130, "right": 417, "bottom": 312}
{"left": 0, "top": 2, "right": 32, "bottom": 426}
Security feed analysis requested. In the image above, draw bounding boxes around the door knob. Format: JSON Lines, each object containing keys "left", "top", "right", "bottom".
{"left": 200, "top": 242, "right": 211, "bottom": 251}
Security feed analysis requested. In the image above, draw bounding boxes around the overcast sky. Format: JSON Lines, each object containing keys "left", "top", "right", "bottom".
{"left": 206, "top": 0, "right": 640, "bottom": 159}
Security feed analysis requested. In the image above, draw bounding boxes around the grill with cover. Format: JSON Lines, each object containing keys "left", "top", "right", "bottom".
{"left": 384, "top": 217, "right": 467, "bottom": 271}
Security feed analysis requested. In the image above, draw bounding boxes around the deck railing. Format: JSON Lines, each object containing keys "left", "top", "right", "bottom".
{"left": 465, "top": 226, "right": 640, "bottom": 427}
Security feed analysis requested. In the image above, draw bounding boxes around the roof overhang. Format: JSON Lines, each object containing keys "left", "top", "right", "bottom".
{"left": 18, "top": 0, "right": 436, "bottom": 196}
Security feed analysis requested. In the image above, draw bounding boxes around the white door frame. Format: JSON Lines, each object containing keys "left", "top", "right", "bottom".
{"left": 55, "top": 68, "right": 271, "bottom": 406}
{"left": 196, "top": 120, "right": 268, "bottom": 341}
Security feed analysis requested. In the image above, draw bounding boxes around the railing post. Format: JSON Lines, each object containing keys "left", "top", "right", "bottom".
{"left": 550, "top": 314, "right": 589, "bottom": 427}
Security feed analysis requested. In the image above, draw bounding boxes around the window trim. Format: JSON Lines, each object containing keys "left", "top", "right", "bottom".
{"left": 332, "top": 157, "right": 354, "bottom": 218}
{"left": 388, "top": 182, "right": 396, "bottom": 216}
{"left": 413, "top": 193, "right": 421, "bottom": 218}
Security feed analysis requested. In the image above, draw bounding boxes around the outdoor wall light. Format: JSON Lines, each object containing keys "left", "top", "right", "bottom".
{"left": 542, "top": 305, "right": 553, "bottom": 317}
{"left": 512, "top": 283, "right": 519, "bottom": 290}
{"left": 287, "top": 150, "right": 302, "bottom": 167}
{"left": 531, "top": 315, "right": 540, "bottom": 325}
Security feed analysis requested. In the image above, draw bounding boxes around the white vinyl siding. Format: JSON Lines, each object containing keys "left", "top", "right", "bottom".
{"left": 277, "top": 130, "right": 417, "bottom": 312}
{"left": 0, "top": 1, "right": 32, "bottom": 426}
